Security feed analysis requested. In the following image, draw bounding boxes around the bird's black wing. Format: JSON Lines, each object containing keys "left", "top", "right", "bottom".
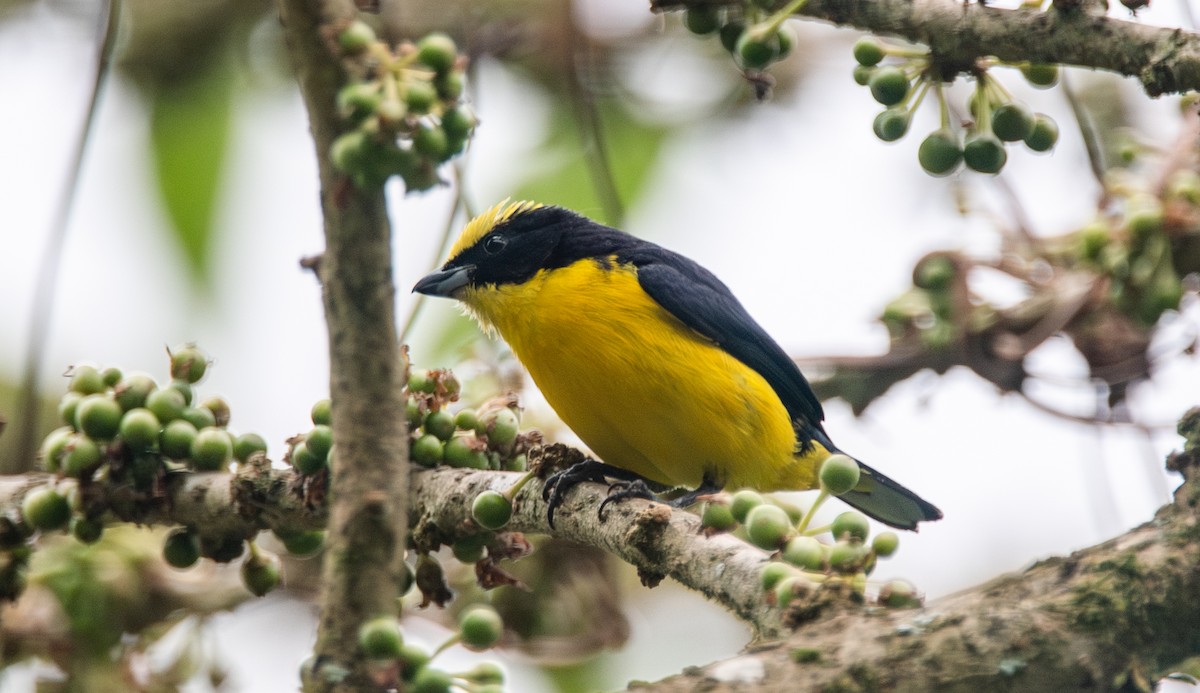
{"left": 628, "top": 248, "right": 826, "bottom": 435}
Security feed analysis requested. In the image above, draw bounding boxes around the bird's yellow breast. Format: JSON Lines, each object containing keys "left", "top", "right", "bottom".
{"left": 459, "top": 258, "right": 824, "bottom": 491}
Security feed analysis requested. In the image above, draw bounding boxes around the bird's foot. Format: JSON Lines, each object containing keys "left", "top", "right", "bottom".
{"left": 543, "top": 459, "right": 642, "bottom": 528}
{"left": 597, "top": 479, "right": 658, "bottom": 520}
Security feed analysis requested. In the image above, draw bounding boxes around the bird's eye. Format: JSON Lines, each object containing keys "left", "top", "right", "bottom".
{"left": 483, "top": 234, "right": 507, "bottom": 254}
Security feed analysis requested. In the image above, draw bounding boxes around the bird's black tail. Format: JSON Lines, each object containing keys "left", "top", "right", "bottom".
{"left": 839, "top": 459, "right": 942, "bottom": 531}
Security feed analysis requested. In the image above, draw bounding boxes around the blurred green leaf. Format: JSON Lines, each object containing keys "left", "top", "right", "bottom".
{"left": 514, "top": 101, "right": 668, "bottom": 228}
{"left": 148, "top": 66, "right": 234, "bottom": 287}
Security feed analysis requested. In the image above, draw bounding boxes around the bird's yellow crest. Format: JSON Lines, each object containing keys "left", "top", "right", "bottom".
{"left": 449, "top": 199, "right": 544, "bottom": 259}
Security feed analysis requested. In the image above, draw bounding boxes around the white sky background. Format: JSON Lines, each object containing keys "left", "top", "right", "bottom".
{"left": 2, "top": 0, "right": 1200, "bottom": 691}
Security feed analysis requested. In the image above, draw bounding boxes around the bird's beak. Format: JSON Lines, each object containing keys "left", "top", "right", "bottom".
{"left": 413, "top": 264, "right": 474, "bottom": 297}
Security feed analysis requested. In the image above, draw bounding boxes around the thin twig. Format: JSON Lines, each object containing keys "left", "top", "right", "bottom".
{"left": 11, "top": 0, "right": 120, "bottom": 474}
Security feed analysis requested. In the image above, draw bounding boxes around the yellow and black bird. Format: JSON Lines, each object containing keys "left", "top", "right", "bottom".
{"left": 414, "top": 201, "right": 942, "bottom": 530}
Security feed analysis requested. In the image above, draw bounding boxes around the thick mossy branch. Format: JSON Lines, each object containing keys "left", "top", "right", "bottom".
{"left": 651, "top": 0, "right": 1200, "bottom": 96}
{"left": 625, "top": 452, "right": 1200, "bottom": 692}
{"left": 275, "top": 0, "right": 410, "bottom": 689}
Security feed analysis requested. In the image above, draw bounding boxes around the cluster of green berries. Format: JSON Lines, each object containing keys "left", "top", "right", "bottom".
{"left": 38, "top": 346, "right": 264, "bottom": 489}
{"left": 331, "top": 23, "right": 477, "bottom": 191}
{"left": 30, "top": 346, "right": 319, "bottom": 598}
{"left": 286, "top": 398, "right": 335, "bottom": 476}
{"left": 407, "top": 370, "right": 537, "bottom": 475}
{"left": 702, "top": 455, "right": 922, "bottom": 609}
{"left": 1074, "top": 170, "right": 1196, "bottom": 325}
{"left": 853, "top": 37, "right": 1060, "bottom": 176}
{"left": 349, "top": 606, "right": 505, "bottom": 693}
{"left": 880, "top": 254, "right": 961, "bottom": 351}
{"left": 681, "top": 2, "right": 798, "bottom": 73}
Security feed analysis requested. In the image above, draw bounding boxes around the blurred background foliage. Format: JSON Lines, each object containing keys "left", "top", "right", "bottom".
{"left": 1, "top": 0, "right": 1198, "bottom": 691}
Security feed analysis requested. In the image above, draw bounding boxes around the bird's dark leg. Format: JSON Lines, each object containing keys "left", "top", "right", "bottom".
{"left": 543, "top": 459, "right": 645, "bottom": 528}
{"left": 597, "top": 475, "right": 723, "bottom": 521}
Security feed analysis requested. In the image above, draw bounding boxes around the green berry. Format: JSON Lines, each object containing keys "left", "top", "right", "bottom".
{"left": 1020, "top": 62, "right": 1058, "bottom": 88}
{"left": 872, "top": 109, "right": 910, "bottom": 142}
{"left": 852, "top": 64, "right": 875, "bottom": 86}
{"left": 62, "top": 434, "right": 103, "bottom": 478}
{"left": 868, "top": 66, "right": 909, "bottom": 106}
{"left": 75, "top": 394, "right": 122, "bottom": 440}
{"left": 760, "top": 561, "right": 794, "bottom": 591}
{"left": 1024, "top": 114, "right": 1059, "bottom": 152}
{"left": 435, "top": 71, "right": 465, "bottom": 101}
{"left": 774, "top": 575, "right": 810, "bottom": 607}
{"left": 200, "top": 396, "right": 231, "bottom": 428}
{"left": 452, "top": 534, "right": 488, "bottom": 563}
{"left": 100, "top": 367, "right": 122, "bottom": 387}
{"left": 745, "top": 504, "right": 793, "bottom": 550}
{"left": 168, "top": 379, "right": 194, "bottom": 405}
{"left": 181, "top": 406, "right": 217, "bottom": 431}
{"left": 818, "top": 454, "right": 861, "bottom": 495}
{"left": 331, "top": 130, "right": 371, "bottom": 174}
{"left": 399, "top": 643, "right": 431, "bottom": 680}
{"left": 359, "top": 616, "right": 404, "bottom": 659}
{"left": 337, "top": 83, "right": 382, "bottom": 121}
{"left": 71, "top": 516, "right": 104, "bottom": 544}
{"left": 114, "top": 374, "right": 157, "bottom": 411}
{"left": 411, "top": 434, "right": 444, "bottom": 467}
{"left": 408, "top": 369, "right": 435, "bottom": 393}
{"left": 291, "top": 442, "right": 326, "bottom": 475}
{"left": 163, "top": 528, "right": 201, "bottom": 568}
{"left": 918, "top": 129, "right": 962, "bottom": 176}
{"left": 444, "top": 436, "right": 488, "bottom": 469}
{"left": 991, "top": 102, "right": 1035, "bottom": 142}
{"left": 279, "top": 529, "right": 324, "bottom": 556}
{"left": 853, "top": 37, "right": 884, "bottom": 66}
{"left": 701, "top": 502, "right": 737, "bottom": 531}
{"left": 39, "top": 427, "right": 73, "bottom": 472}
{"left": 170, "top": 345, "right": 208, "bottom": 383}
{"left": 719, "top": 21, "right": 745, "bottom": 53}
{"left": 879, "top": 578, "right": 922, "bottom": 607}
{"left": 735, "top": 27, "right": 780, "bottom": 70}
{"left": 119, "top": 408, "right": 161, "bottom": 450}
{"left": 416, "top": 32, "right": 458, "bottom": 73}
{"left": 963, "top": 133, "right": 1007, "bottom": 173}
{"left": 145, "top": 387, "right": 186, "bottom": 424}
{"left": 22, "top": 487, "right": 71, "bottom": 531}
{"left": 233, "top": 432, "right": 269, "bottom": 462}
{"left": 914, "top": 255, "right": 955, "bottom": 291}
{"left": 781, "top": 535, "right": 825, "bottom": 570}
{"left": 459, "top": 605, "right": 504, "bottom": 650}
{"left": 338, "top": 20, "right": 376, "bottom": 55}
{"left": 441, "top": 108, "right": 477, "bottom": 141}
{"left": 242, "top": 550, "right": 282, "bottom": 596}
{"left": 69, "top": 365, "right": 105, "bottom": 395}
{"left": 872, "top": 531, "right": 900, "bottom": 557}
{"left": 463, "top": 662, "right": 505, "bottom": 685}
{"left": 306, "top": 425, "right": 334, "bottom": 459}
{"left": 454, "top": 409, "right": 480, "bottom": 432}
{"left": 410, "top": 668, "right": 453, "bottom": 693}
{"left": 831, "top": 510, "right": 871, "bottom": 542}
{"left": 730, "top": 489, "right": 764, "bottom": 524}
{"left": 311, "top": 399, "right": 332, "bottom": 426}
{"left": 413, "top": 123, "right": 449, "bottom": 160}
{"left": 58, "top": 392, "right": 83, "bottom": 428}
{"left": 423, "top": 411, "right": 456, "bottom": 442}
{"left": 160, "top": 420, "right": 199, "bottom": 459}
{"left": 485, "top": 408, "right": 519, "bottom": 447}
{"left": 471, "top": 490, "right": 513, "bottom": 530}
{"left": 828, "top": 539, "right": 867, "bottom": 572}
{"left": 190, "top": 428, "right": 233, "bottom": 471}
{"left": 404, "top": 81, "right": 438, "bottom": 115}
{"left": 684, "top": 6, "right": 721, "bottom": 35}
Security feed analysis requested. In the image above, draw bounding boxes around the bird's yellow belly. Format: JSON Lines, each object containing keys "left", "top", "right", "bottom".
{"left": 463, "top": 259, "right": 823, "bottom": 491}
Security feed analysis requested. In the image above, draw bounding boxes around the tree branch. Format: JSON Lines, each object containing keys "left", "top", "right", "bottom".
{"left": 650, "top": 0, "right": 1200, "bottom": 96}
{"left": 274, "top": 1, "right": 410, "bottom": 690}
